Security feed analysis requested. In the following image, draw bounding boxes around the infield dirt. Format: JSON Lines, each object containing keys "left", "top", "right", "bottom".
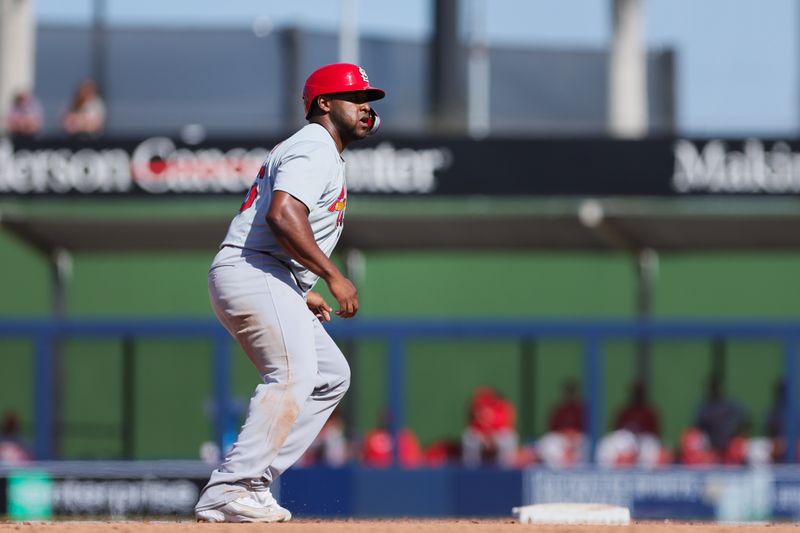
{"left": 0, "top": 520, "right": 797, "bottom": 533}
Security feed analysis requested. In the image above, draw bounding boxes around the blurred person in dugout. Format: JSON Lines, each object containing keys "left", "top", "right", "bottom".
{"left": 614, "top": 379, "right": 660, "bottom": 436}
{"left": 5, "top": 89, "right": 43, "bottom": 140}
{"left": 548, "top": 378, "right": 585, "bottom": 433}
{"left": 679, "top": 375, "right": 751, "bottom": 465}
{"left": 595, "top": 379, "right": 672, "bottom": 467}
{"left": 61, "top": 78, "right": 106, "bottom": 138}
{"left": 461, "top": 386, "right": 519, "bottom": 467}
{"left": 0, "top": 411, "right": 33, "bottom": 463}
{"left": 298, "top": 408, "right": 349, "bottom": 467}
{"left": 360, "top": 410, "right": 423, "bottom": 468}
{"left": 535, "top": 378, "right": 587, "bottom": 468}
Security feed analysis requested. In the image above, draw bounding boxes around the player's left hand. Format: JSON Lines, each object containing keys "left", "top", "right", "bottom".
{"left": 306, "top": 291, "right": 332, "bottom": 322}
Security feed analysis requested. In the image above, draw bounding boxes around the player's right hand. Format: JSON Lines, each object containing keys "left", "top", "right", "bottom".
{"left": 306, "top": 290, "right": 332, "bottom": 322}
{"left": 327, "top": 274, "right": 359, "bottom": 318}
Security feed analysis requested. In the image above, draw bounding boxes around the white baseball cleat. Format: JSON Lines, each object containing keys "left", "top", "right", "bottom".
{"left": 196, "top": 493, "right": 292, "bottom": 523}
{"left": 252, "top": 488, "right": 292, "bottom": 522}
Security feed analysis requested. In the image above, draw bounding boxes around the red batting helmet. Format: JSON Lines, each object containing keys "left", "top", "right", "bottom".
{"left": 302, "top": 63, "right": 386, "bottom": 118}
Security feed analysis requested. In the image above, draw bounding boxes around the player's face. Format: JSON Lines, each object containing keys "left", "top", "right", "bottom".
{"left": 326, "top": 92, "right": 373, "bottom": 141}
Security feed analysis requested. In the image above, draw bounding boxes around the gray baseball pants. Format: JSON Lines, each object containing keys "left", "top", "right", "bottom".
{"left": 196, "top": 246, "right": 350, "bottom": 511}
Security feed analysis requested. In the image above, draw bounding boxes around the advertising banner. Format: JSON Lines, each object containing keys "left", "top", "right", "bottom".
{"left": 524, "top": 467, "right": 789, "bottom": 522}
{"left": 2, "top": 137, "right": 800, "bottom": 197}
{"left": 2, "top": 475, "right": 204, "bottom": 518}
{"left": 7, "top": 470, "right": 53, "bottom": 521}
{"left": 3, "top": 465, "right": 800, "bottom": 520}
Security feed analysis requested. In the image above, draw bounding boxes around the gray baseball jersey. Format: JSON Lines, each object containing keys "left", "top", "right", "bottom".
{"left": 221, "top": 123, "right": 347, "bottom": 292}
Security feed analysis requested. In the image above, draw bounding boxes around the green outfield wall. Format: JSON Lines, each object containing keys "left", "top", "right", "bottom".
{"left": 0, "top": 213, "right": 798, "bottom": 459}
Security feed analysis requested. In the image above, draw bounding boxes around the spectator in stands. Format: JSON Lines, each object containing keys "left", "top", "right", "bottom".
{"left": 0, "top": 411, "right": 33, "bottom": 463}
{"left": 694, "top": 375, "right": 747, "bottom": 456}
{"left": 614, "top": 379, "right": 660, "bottom": 436}
{"left": 6, "top": 89, "right": 43, "bottom": 140}
{"left": 548, "top": 378, "right": 585, "bottom": 433}
{"left": 61, "top": 78, "right": 106, "bottom": 138}
{"left": 299, "top": 409, "right": 349, "bottom": 467}
{"left": 461, "top": 386, "right": 519, "bottom": 467}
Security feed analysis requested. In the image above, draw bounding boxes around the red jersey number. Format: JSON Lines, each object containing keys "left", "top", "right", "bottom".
{"left": 239, "top": 183, "right": 258, "bottom": 213}
{"left": 239, "top": 164, "right": 266, "bottom": 213}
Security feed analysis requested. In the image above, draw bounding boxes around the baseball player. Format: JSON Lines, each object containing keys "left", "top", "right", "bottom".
{"left": 195, "top": 63, "right": 385, "bottom": 523}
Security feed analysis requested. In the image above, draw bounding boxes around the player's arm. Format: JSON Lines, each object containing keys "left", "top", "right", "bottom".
{"left": 266, "top": 191, "right": 358, "bottom": 318}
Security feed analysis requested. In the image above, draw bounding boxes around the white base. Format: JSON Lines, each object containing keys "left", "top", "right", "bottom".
{"left": 512, "top": 503, "right": 631, "bottom": 525}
